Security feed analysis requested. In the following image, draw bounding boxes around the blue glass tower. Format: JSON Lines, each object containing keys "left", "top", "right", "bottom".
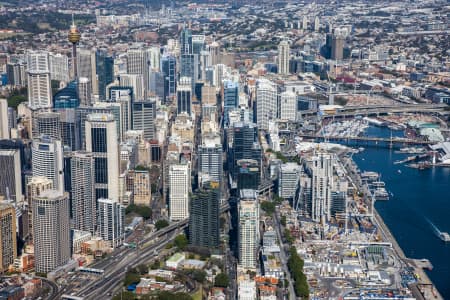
{"left": 54, "top": 81, "right": 79, "bottom": 109}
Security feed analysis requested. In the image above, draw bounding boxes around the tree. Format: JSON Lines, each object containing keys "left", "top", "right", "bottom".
{"left": 155, "top": 219, "right": 169, "bottom": 230}
{"left": 112, "top": 291, "right": 135, "bottom": 300}
{"left": 188, "top": 269, "right": 207, "bottom": 283}
{"left": 288, "top": 246, "right": 309, "bottom": 299}
{"left": 123, "top": 271, "right": 140, "bottom": 286}
{"left": 126, "top": 204, "right": 152, "bottom": 220}
{"left": 174, "top": 234, "right": 188, "bottom": 250}
{"left": 136, "top": 264, "right": 148, "bottom": 275}
{"left": 157, "top": 291, "right": 192, "bottom": 300}
{"left": 214, "top": 273, "right": 229, "bottom": 288}
{"left": 260, "top": 201, "right": 276, "bottom": 215}
{"left": 280, "top": 215, "right": 287, "bottom": 226}
{"left": 284, "top": 229, "right": 294, "bottom": 245}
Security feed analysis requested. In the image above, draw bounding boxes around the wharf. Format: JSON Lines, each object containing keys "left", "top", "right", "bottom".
{"left": 344, "top": 156, "right": 444, "bottom": 300}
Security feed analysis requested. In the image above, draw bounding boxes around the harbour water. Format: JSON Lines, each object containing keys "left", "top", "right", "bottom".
{"left": 352, "top": 126, "right": 450, "bottom": 298}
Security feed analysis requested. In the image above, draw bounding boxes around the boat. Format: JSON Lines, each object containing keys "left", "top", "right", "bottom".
{"left": 439, "top": 232, "right": 450, "bottom": 242}
{"left": 374, "top": 188, "right": 389, "bottom": 200}
{"left": 358, "top": 147, "right": 365, "bottom": 152}
{"left": 371, "top": 181, "right": 385, "bottom": 188}
{"left": 397, "top": 169, "right": 402, "bottom": 174}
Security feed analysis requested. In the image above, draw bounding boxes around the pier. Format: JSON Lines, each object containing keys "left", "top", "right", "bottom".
{"left": 299, "top": 134, "right": 433, "bottom": 148}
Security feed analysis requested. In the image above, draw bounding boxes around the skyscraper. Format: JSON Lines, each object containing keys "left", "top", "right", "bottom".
{"left": 35, "top": 112, "right": 61, "bottom": 140}
{"left": 26, "top": 51, "right": 52, "bottom": 109}
{"left": 279, "top": 91, "right": 296, "bottom": 121}
{"left": 0, "top": 203, "right": 17, "bottom": 273}
{"left": 189, "top": 181, "right": 220, "bottom": 249}
{"left": 278, "top": 162, "right": 301, "bottom": 199}
{"left": 32, "top": 190, "right": 70, "bottom": 273}
{"left": 85, "top": 113, "right": 119, "bottom": 200}
{"left": 133, "top": 170, "right": 151, "bottom": 206}
{"left": 95, "top": 50, "right": 114, "bottom": 101}
{"left": 31, "top": 136, "right": 64, "bottom": 194}
{"left": 78, "top": 77, "right": 92, "bottom": 106}
{"left": 198, "top": 133, "right": 222, "bottom": 185}
{"left": 169, "top": 164, "right": 190, "bottom": 221}
{"left": 314, "top": 16, "right": 320, "bottom": 32}
{"left": 77, "top": 48, "right": 95, "bottom": 91}
{"left": 0, "top": 150, "right": 22, "bottom": 202}
{"left": 177, "top": 77, "right": 192, "bottom": 115}
{"left": 161, "top": 55, "right": 176, "bottom": 99}
{"left": 311, "top": 152, "right": 334, "bottom": 223}
{"left": 49, "top": 53, "right": 70, "bottom": 83}
{"left": 97, "top": 198, "right": 125, "bottom": 248}
{"left": 132, "top": 99, "right": 156, "bottom": 140}
{"left": 331, "top": 31, "right": 345, "bottom": 61}
{"left": 238, "top": 189, "right": 259, "bottom": 270}
{"left": 119, "top": 74, "right": 145, "bottom": 101}
{"left": 256, "top": 79, "right": 278, "bottom": 130}
{"left": 0, "top": 99, "right": 10, "bottom": 139}
{"left": 71, "top": 152, "right": 96, "bottom": 234}
{"left": 277, "top": 40, "right": 290, "bottom": 75}
{"left": 223, "top": 81, "right": 239, "bottom": 126}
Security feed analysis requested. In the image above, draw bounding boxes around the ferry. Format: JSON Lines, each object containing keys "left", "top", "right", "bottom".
{"left": 395, "top": 147, "right": 426, "bottom": 154}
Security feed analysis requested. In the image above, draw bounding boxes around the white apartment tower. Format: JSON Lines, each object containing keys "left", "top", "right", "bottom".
{"left": 27, "top": 51, "right": 52, "bottom": 109}
{"left": 97, "top": 198, "right": 125, "bottom": 248}
{"left": 256, "top": 79, "right": 278, "bottom": 131}
{"left": 277, "top": 40, "right": 290, "bottom": 75}
{"left": 0, "top": 99, "right": 9, "bottom": 139}
{"left": 169, "top": 164, "right": 190, "bottom": 221}
{"left": 71, "top": 152, "right": 96, "bottom": 234}
{"left": 31, "top": 136, "right": 64, "bottom": 194}
{"left": 238, "top": 189, "right": 259, "bottom": 270}
{"left": 279, "top": 91, "right": 296, "bottom": 121}
{"left": 85, "top": 113, "right": 119, "bottom": 201}
{"left": 278, "top": 162, "right": 302, "bottom": 199}
{"left": 311, "top": 152, "right": 335, "bottom": 223}
{"left": 32, "top": 190, "right": 70, "bottom": 273}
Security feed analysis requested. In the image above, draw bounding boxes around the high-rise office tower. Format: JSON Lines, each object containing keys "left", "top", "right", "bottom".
{"left": 189, "top": 181, "right": 220, "bottom": 249}
{"left": 180, "top": 27, "right": 193, "bottom": 55}
{"left": 49, "top": 53, "right": 70, "bottom": 82}
{"left": 26, "top": 176, "right": 53, "bottom": 204}
{"left": 314, "top": 16, "right": 320, "bottom": 32}
{"left": 77, "top": 48, "right": 95, "bottom": 92}
{"left": 32, "top": 190, "right": 70, "bottom": 273}
{"left": 0, "top": 99, "right": 9, "bottom": 139}
{"left": 331, "top": 31, "right": 344, "bottom": 61}
{"left": 85, "top": 113, "right": 119, "bottom": 201}
{"left": 169, "top": 164, "right": 190, "bottom": 221}
{"left": 6, "top": 62, "right": 27, "bottom": 87}
{"left": 177, "top": 77, "right": 192, "bottom": 115}
{"left": 277, "top": 40, "right": 290, "bottom": 75}
{"left": 78, "top": 77, "right": 92, "bottom": 106}
{"left": 223, "top": 81, "right": 239, "bottom": 126}
{"left": 279, "top": 91, "right": 296, "bottom": 121}
{"left": 77, "top": 49, "right": 97, "bottom": 95}
{"left": 71, "top": 152, "right": 96, "bottom": 234}
{"left": 127, "top": 49, "right": 146, "bottom": 75}
{"left": 209, "top": 41, "right": 221, "bottom": 66}
{"left": 302, "top": 16, "right": 308, "bottom": 30}
{"left": 0, "top": 150, "right": 22, "bottom": 202}
{"left": 97, "top": 198, "right": 125, "bottom": 248}
{"left": 35, "top": 112, "right": 61, "bottom": 140}
{"left": 161, "top": 55, "right": 176, "bottom": 99}
{"left": 95, "top": 50, "right": 114, "bottom": 100}
{"left": 31, "top": 136, "right": 64, "bottom": 194}
{"left": 278, "top": 162, "right": 301, "bottom": 199}
{"left": 146, "top": 47, "right": 161, "bottom": 71}
{"left": 229, "top": 122, "right": 261, "bottom": 181}
{"left": 311, "top": 152, "right": 334, "bottom": 223}
{"left": 133, "top": 170, "right": 151, "bottom": 206}
{"left": 256, "top": 79, "right": 278, "bottom": 130}
{"left": 26, "top": 51, "right": 52, "bottom": 109}
{"left": 119, "top": 74, "right": 145, "bottom": 101}
{"left": 198, "top": 133, "right": 222, "bottom": 185}
{"left": 238, "top": 189, "right": 259, "bottom": 270}
{"left": 0, "top": 203, "right": 17, "bottom": 273}
{"left": 53, "top": 81, "right": 79, "bottom": 109}
{"left": 236, "top": 159, "right": 260, "bottom": 191}
{"left": 149, "top": 71, "right": 165, "bottom": 99}
{"left": 132, "top": 99, "right": 156, "bottom": 140}
{"left": 180, "top": 53, "right": 196, "bottom": 91}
